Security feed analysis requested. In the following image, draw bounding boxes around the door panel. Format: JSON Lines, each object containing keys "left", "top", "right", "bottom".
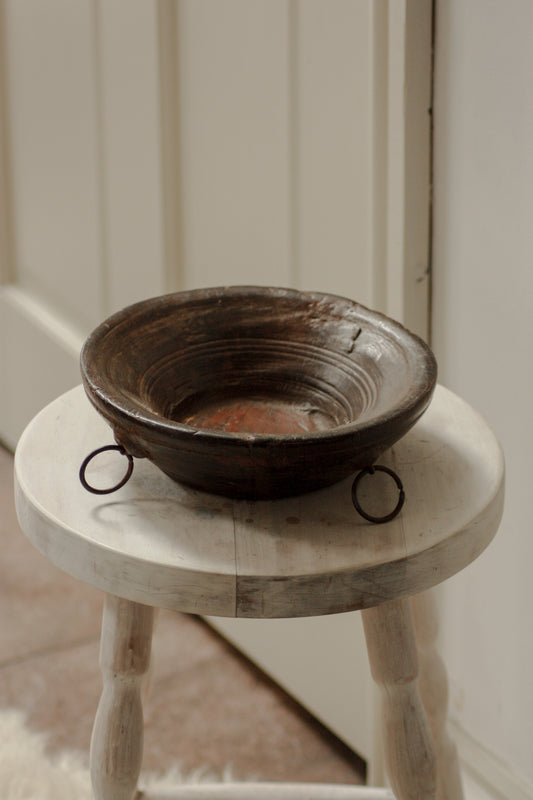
{"left": 4, "top": 0, "right": 103, "bottom": 333}
{"left": 0, "top": 0, "right": 166, "bottom": 448}
{"left": 294, "top": 0, "right": 375, "bottom": 298}
{"left": 174, "top": 0, "right": 389, "bottom": 304}
{"left": 97, "top": 0, "right": 167, "bottom": 310}
{"left": 177, "top": 0, "right": 292, "bottom": 288}
{"left": 209, "top": 613, "right": 378, "bottom": 777}
{"left": 0, "top": 0, "right": 432, "bottom": 783}
{"left": 173, "top": 0, "right": 432, "bottom": 778}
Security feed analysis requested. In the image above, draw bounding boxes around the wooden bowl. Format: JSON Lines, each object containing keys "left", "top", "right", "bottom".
{"left": 80, "top": 286, "right": 437, "bottom": 499}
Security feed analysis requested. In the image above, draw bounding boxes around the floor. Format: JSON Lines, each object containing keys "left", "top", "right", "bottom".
{"left": 0, "top": 445, "right": 366, "bottom": 785}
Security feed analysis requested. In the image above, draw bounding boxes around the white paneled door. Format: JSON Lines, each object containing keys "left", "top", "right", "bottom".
{"left": 0, "top": 0, "right": 432, "bottom": 782}
{"left": 0, "top": 0, "right": 167, "bottom": 448}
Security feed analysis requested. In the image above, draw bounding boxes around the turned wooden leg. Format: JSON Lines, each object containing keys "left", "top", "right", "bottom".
{"left": 142, "top": 608, "right": 160, "bottom": 707}
{"left": 410, "top": 591, "right": 464, "bottom": 800}
{"left": 90, "top": 594, "right": 155, "bottom": 800}
{"left": 362, "top": 598, "right": 437, "bottom": 800}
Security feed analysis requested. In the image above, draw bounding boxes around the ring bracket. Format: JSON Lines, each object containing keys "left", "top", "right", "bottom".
{"left": 79, "top": 445, "right": 134, "bottom": 495}
{"left": 351, "top": 465, "right": 405, "bottom": 524}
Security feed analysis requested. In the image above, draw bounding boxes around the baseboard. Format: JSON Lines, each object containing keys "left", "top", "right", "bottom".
{"left": 449, "top": 721, "right": 533, "bottom": 800}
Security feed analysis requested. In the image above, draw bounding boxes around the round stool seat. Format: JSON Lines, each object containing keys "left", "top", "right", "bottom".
{"left": 14, "top": 384, "right": 503, "bottom": 619}
{"left": 14, "top": 384, "right": 504, "bottom": 800}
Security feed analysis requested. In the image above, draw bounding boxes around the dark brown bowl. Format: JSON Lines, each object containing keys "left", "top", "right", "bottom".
{"left": 80, "top": 286, "right": 437, "bottom": 499}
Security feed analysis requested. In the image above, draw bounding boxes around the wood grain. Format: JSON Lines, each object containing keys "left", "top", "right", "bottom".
{"left": 79, "top": 286, "right": 436, "bottom": 498}
{"left": 14, "top": 383, "right": 504, "bottom": 618}
{"left": 14, "top": 382, "right": 505, "bottom": 798}
{"left": 362, "top": 598, "right": 437, "bottom": 799}
{"left": 411, "top": 590, "right": 464, "bottom": 799}
{"left": 90, "top": 595, "right": 154, "bottom": 800}
{"left": 137, "top": 785, "right": 394, "bottom": 800}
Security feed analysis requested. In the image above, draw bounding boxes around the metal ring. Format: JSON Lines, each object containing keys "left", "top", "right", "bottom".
{"left": 79, "top": 445, "right": 134, "bottom": 495}
{"left": 351, "top": 465, "right": 405, "bottom": 524}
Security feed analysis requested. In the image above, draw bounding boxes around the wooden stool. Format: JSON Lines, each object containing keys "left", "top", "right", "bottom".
{"left": 14, "top": 385, "right": 504, "bottom": 800}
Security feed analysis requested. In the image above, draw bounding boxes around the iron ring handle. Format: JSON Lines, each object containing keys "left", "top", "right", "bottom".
{"left": 79, "top": 445, "right": 134, "bottom": 495}
{"left": 351, "top": 465, "right": 405, "bottom": 524}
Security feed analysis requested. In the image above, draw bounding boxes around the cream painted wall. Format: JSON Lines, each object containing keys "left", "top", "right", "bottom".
{"left": 432, "top": 0, "right": 533, "bottom": 793}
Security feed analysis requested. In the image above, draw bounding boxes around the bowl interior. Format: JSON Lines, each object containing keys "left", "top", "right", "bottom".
{"left": 83, "top": 287, "right": 424, "bottom": 441}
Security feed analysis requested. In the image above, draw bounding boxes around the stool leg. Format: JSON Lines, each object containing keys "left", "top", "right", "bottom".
{"left": 410, "top": 591, "right": 464, "bottom": 800}
{"left": 90, "top": 594, "right": 155, "bottom": 800}
{"left": 362, "top": 598, "right": 437, "bottom": 800}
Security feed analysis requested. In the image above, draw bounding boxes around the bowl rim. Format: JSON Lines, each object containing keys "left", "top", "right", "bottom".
{"left": 80, "top": 285, "right": 437, "bottom": 446}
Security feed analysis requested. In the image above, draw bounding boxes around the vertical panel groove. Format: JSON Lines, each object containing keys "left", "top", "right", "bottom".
{"left": 401, "top": 0, "right": 432, "bottom": 341}
{"left": 91, "top": 0, "right": 110, "bottom": 318}
{"left": 427, "top": 0, "right": 436, "bottom": 346}
{"left": 0, "top": 2, "right": 16, "bottom": 285}
{"left": 385, "top": 0, "right": 407, "bottom": 325}
{"left": 370, "top": 0, "right": 389, "bottom": 314}
{"left": 157, "top": 0, "right": 184, "bottom": 293}
{"left": 385, "top": 0, "right": 432, "bottom": 340}
{"left": 288, "top": 0, "right": 299, "bottom": 288}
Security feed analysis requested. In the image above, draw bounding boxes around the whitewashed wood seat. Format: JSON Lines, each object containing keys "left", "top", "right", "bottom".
{"left": 14, "top": 385, "right": 504, "bottom": 800}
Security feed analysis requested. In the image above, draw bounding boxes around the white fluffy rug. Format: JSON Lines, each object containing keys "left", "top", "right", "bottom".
{"left": 0, "top": 708, "right": 229, "bottom": 800}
